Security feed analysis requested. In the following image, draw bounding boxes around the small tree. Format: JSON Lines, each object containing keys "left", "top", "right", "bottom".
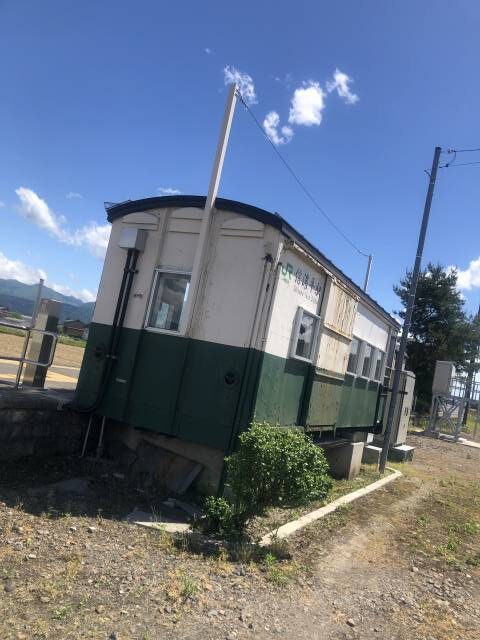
{"left": 203, "top": 422, "right": 332, "bottom": 535}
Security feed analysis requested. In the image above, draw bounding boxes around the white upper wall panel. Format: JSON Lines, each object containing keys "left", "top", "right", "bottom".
{"left": 265, "top": 249, "right": 326, "bottom": 359}
{"left": 193, "top": 214, "right": 276, "bottom": 348}
{"left": 353, "top": 302, "right": 390, "bottom": 351}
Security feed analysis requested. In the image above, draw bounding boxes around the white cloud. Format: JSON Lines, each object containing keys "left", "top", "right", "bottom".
{"left": 0, "top": 251, "right": 47, "bottom": 284}
{"left": 263, "top": 111, "right": 294, "bottom": 145}
{"left": 157, "top": 187, "right": 182, "bottom": 195}
{"left": 71, "top": 223, "right": 111, "bottom": 259}
{"left": 66, "top": 191, "right": 83, "bottom": 200}
{"left": 223, "top": 65, "right": 257, "bottom": 105}
{"left": 205, "top": 47, "right": 211, "bottom": 54}
{"left": 14, "top": 187, "right": 110, "bottom": 258}
{"left": 15, "top": 187, "right": 69, "bottom": 241}
{"left": 0, "top": 200, "right": 5, "bottom": 208}
{"left": 326, "top": 68, "right": 359, "bottom": 105}
{"left": 50, "top": 282, "right": 96, "bottom": 303}
{"left": 0, "top": 250, "right": 96, "bottom": 303}
{"left": 288, "top": 81, "right": 326, "bottom": 126}
{"left": 450, "top": 258, "right": 480, "bottom": 290}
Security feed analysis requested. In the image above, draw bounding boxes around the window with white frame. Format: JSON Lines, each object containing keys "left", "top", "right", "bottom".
{"left": 291, "top": 308, "right": 319, "bottom": 362}
{"left": 373, "top": 349, "right": 385, "bottom": 381}
{"left": 361, "top": 343, "right": 373, "bottom": 378}
{"left": 347, "top": 337, "right": 360, "bottom": 374}
{"left": 146, "top": 269, "right": 191, "bottom": 332}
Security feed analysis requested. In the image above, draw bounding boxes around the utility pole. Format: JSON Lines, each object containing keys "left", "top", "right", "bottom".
{"left": 462, "top": 302, "right": 480, "bottom": 426}
{"left": 379, "top": 146, "right": 442, "bottom": 473}
{"left": 363, "top": 254, "right": 373, "bottom": 292}
{"left": 182, "top": 83, "right": 238, "bottom": 333}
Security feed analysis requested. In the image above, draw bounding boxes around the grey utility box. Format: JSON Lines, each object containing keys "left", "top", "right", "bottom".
{"left": 432, "top": 361, "right": 456, "bottom": 395}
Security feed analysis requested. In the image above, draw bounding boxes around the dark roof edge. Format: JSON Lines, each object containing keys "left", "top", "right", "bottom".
{"left": 106, "top": 196, "right": 399, "bottom": 329}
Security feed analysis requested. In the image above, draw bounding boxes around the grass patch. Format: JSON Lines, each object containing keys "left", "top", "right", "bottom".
{"left": 0, "top": 325, "right": 26, "bottom": 337}
{"left": 248, "top": 463, "right": 385, "bottom": 538}
{"left": 57, "top": 335, "right": 86, "bottom": 348}
{"left": 405, "top": 476, "right": 480, "bottom": 569}
{"left": 0, "top": 325, "right": 86, "bottom": 348}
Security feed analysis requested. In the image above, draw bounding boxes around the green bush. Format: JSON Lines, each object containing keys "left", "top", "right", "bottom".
{"left": 202, "top": 496, "right": 236, "bottom": 535}
{"left": 203, "top": 422, "right": 332, "bottom": 535}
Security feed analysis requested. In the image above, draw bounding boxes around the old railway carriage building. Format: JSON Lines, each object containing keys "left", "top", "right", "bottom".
{"left": 75, "top": 196, "right": 399, "bottom": 488}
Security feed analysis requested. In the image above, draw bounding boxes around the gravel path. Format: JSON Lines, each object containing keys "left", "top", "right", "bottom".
{"left": 0, "top": 435, "right": 479, "bottom": 639}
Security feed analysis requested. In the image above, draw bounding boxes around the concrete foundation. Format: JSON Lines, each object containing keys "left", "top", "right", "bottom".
{"left": 323, "top": 441, "right": 364, "bottom": 480}
{"left": 0, "top": 388, "right": 86, "bottom": 459}
{"left": 362, "top": 444, "right": 382, "bottom": 467}
{"left": 102, "top": 421, "right": 225, "bottom": 494}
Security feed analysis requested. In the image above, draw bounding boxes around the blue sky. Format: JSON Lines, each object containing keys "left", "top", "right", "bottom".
{"left": 1, "top": 1, "right": 480, "bottom": 313}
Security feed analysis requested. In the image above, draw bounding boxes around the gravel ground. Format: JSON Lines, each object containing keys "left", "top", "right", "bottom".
{"left": 0, "top": 434, "right": 479, "bottom": 640}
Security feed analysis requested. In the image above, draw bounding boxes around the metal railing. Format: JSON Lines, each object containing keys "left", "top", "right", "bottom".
{"left": 0, "top": 321, "right": 58, "bottom": 388}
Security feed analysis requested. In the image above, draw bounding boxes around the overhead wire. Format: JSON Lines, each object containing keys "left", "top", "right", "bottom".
{"left": 235, "top": 90, "right": 370, "bottom": 258}
{"left": 441, "top": 160, "right": 480, "bottom": 169}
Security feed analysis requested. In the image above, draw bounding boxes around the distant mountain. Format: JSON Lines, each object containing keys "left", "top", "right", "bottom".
{"left": 0, "top": 279, "right": 95, "bottom": 323}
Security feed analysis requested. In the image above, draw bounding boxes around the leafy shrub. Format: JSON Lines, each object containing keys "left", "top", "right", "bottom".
{"left": 203, "top": 422, "right": 333, "bottom": 535}
{"left": 202, "top": 496, "right": 236, "bottom": 535}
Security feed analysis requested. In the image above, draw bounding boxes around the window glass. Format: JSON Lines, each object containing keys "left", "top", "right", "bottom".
{"left": 362, "top": 344, "right": 373, "bottom": 377}
{"left": 347, "top": 337, "right": 360, "bottom": 374}
{"left": 294, "top": 309, "right": 317, "bottom": 361}
{"left": 374, "top": 350, "right": 385, "bottom": 381}
{"left": 147, "top": 271, "right": 190, "bottom": 332}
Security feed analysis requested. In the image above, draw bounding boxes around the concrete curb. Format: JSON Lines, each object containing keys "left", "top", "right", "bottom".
{"left": 260, "top": 467, "right": 403, "bottom": 546}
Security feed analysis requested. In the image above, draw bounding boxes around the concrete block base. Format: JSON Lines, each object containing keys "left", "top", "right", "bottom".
{"left": 388, "top": 444, "right": 415, "bottom": 462}
{"left": 362, "top": 444, "right": 382, "bottom": 467}
{"left": 324, "top": 441, "right": 364, "bottom": 480}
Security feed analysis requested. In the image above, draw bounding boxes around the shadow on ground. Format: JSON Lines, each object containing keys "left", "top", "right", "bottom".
{"left": 0, "top": 454, "right": 191, "bottom": 524}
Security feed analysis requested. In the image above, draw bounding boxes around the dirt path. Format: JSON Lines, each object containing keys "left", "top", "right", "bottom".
{"left": 0, "top": 435, "right": 479, "bottom": 640}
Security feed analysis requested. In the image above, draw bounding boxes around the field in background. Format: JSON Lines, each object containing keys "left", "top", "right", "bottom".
{"left": 0, "top": 328, "right": 85, "bottom": 369}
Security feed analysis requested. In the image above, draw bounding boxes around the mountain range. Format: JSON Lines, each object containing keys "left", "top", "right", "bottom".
{"left": 0, "top": 279, "right": 95, "bottom": 323}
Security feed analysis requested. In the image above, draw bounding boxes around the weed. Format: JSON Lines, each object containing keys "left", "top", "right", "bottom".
{"left": 416, "top": 514, "right": 431, "bottom": 527}
{"left": 52, "top": 603, "right": 74, "bottom": 620}
{"left": 180, "top": 574, "right": 199, "bottom": 600}
{"left": 263, "top": 552, "right": 293, "bottom": 587}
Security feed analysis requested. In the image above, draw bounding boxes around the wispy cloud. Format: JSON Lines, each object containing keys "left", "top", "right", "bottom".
{"left": 50, "top": 282, "right": 96, "bottom": 303}
{"left": 0, "top": 200, "right": 5, "bottom": 208}
{"left": 326, "top": 68, "right": 359, "bottom": 105}
{"left": 450, "top": 258, "right": 480, "bottom": 290}
{"left": 223, "top": 65, "right": 257, "bottom": 105}
{"left": 71, "top": 223, "right": 111, "bottom": 259}
{"left": 66, "top": 191, "right": 83, "bottom": 200}
{"left": 16, "top": 187, "right": 69, "bottom": 242}
{"left": 0, "top": 250, "right": 47, "bottom": 284}
{"left": 15, "top": 187, "right": 110, "bottom": 258}
{"left": 205, "top": 47, "right": 211, "bottom": 54}
{"left": 263, "top": 111, "right": 293, "bottom": 145}
{"left": 157, "top": 187, "right": 182, "bottom": 195}
{"left": 0, "top": 249, "right": 96, "bottom": 302}
{"left": 288, "top": 81, "right": 326, "bottom": 126}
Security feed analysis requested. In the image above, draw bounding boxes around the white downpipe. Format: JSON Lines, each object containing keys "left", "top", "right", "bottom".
{"left": 182, "top": 84, "right": 238, "bottom": 334}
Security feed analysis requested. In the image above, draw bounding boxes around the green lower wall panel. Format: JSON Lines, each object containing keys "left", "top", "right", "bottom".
{"left": 337, "top": 374, "right": 380, "bottom": 428}
{"left": 75, "top": 323, "right": 254, "bottom": 451}
{"left": 75, "top": 323, "right": 384, "bottom": 454}
{"left": 254, "top": 352, "right": 310, "bottom": 426}
{"left": 306, "top": 373, "right": 345, "bottom": 427}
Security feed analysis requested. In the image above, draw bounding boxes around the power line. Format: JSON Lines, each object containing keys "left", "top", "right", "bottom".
{"left": 446, "top": 147, "right": 480, "bottom": 153}
{"left": 441, "top": 160, "right": 480, "bottom": 169}
{"left": 236, "top": 91, "right": 370, "bottom": 258}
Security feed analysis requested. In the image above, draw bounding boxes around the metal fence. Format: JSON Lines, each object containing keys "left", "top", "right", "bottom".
{"left": 0, "top": 321, "right": 58, "bottom": 388}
